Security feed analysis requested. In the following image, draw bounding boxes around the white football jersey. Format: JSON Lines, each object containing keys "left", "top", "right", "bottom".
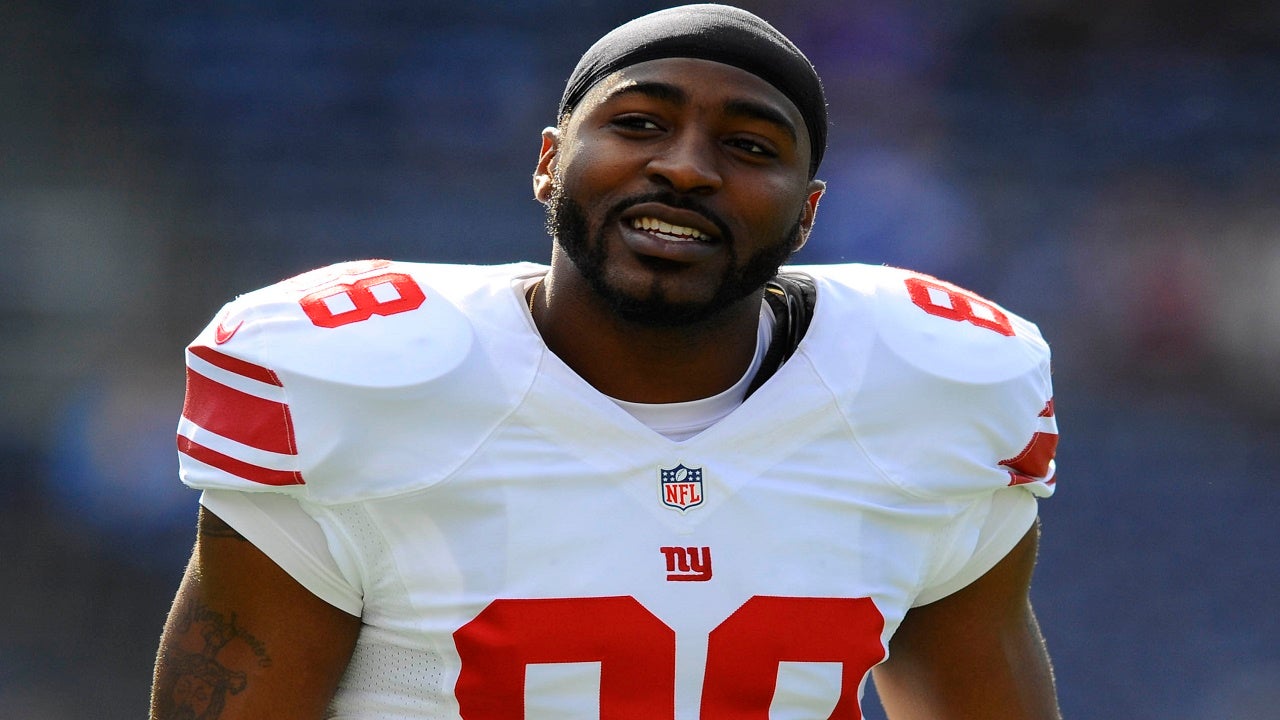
{"left": 177, "top": 259, "right": 1058, "bottom": 719}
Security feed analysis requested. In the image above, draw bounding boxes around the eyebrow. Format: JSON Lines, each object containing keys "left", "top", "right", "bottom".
{"left": 722, "top": 98, "right": 799, "bottom": 144}
{"left": 601, "top": 80, "right": 688, "bottom": 107}
{"left": 601, "top": 80, "right": 799, "bottom": 144}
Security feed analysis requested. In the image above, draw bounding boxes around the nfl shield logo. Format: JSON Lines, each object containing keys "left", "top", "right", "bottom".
{"left": 660, "top": 464, "right": 704, "bottom": 512}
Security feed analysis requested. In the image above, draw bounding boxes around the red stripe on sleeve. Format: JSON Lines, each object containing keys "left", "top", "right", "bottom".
{"left": 189, "top": 345, "right": 283, "bottom": 386}
{"left": 182, "top": 367, "right": 298, "bottom": 455}
{"left": 1001, "top": 431, "right": 1059, "bottom": 486}
{"left": 177, "top": 435, "right": 304, "bottom": 486}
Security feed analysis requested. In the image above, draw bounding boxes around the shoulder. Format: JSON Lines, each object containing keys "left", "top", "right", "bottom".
{"left": 177, "top": 259, "right": 545, "bottom": 502}
{"left": 197, "top": 260, "right": 540, "bottom": 387}
{"left": 791, "top": 263, "right": 1058, "bottom": 499}
{"left": 796, "top": 263, "right": 1050, "bottom": 383}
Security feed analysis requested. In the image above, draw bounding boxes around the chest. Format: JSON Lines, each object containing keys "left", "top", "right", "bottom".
{"left": 340, "top": 415, "right": 959, "bottom": 718}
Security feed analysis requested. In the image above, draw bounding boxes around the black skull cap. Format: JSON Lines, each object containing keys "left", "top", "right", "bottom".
{"left": 559, "top": 3, "right": 827, "bottom": 176}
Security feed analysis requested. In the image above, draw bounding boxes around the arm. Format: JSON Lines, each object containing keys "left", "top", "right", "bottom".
{"left": 872, "top": 521, "right": 1062, "bottom": 720}
{"left": 150, "top": 507, "right": 362, "bottom": 720}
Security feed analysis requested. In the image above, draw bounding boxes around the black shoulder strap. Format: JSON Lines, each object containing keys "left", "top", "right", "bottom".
{"left": 745, "top": 271, "right": 817, "bottom": 397}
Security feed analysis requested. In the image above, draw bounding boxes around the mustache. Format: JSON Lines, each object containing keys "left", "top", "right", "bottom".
{"left": 606, "top": 191, "right": 733, "bottom": 244}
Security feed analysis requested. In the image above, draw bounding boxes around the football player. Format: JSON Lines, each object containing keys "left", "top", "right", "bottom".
{"left": 152, "top": 4, "right": 1063, "bottom": 718}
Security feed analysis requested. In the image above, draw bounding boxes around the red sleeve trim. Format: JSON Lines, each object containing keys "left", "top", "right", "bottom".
{"left": 177, "top": 435, "right": 304, "bottom": 487}
{"left": 1001, "top": 399, "right": 1058, "bottom": 486}
{"left": 182, "top": 368, "right": 298, "bottom": 455}
{"left": 189, "top": 345, "right": 283, "bottom": 386}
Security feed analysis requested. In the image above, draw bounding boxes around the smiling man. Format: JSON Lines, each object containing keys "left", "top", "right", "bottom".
{"left": 153, "top": 5, "right": 1063, "bottom": 719}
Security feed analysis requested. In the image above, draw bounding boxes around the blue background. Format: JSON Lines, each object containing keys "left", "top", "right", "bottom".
{"left": 2, "top": 1, "right": 1277, "bottom": 717}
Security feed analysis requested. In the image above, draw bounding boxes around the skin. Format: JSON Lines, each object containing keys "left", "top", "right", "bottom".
{"left": 151, "top": 57, "right": 1061, "bottom": 719}
{"left": 875, "top": 522, "right": 1063, "bottom": 719}
{"left": 150, "top": 508, "right": 360, "bottom": 719}
{"left": 532, "top": 58, "right": 825, "bottom": 403}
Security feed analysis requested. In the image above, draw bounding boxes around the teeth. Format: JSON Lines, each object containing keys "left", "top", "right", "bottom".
{"left": 632, "top": 217, "right": 708, "bottom": 241}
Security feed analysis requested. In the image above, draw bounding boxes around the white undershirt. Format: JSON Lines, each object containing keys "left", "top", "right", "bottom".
{"left": 610, "top": 302, "right": 775, "bottom": 441}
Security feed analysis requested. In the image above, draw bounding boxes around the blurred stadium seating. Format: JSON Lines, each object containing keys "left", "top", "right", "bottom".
{"left": 2, "top": 1, "right": 1277, "bottom": 717}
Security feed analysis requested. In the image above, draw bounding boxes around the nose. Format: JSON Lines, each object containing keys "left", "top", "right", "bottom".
{"left": 646, "top": 130, "right": 722, "bottom": 194}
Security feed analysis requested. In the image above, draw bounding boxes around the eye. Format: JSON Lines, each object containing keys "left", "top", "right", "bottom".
{"left": 726, "top": 137, "right": 778, "bottom": 158}
{"left": 611, "top": 115, "right": 663, "bottom": 133}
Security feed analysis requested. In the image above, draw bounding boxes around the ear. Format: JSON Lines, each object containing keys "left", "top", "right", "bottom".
{"left": 793, "top": 180, "right": 826, "bottom": 252}
{"left": 533, "top": 127, "right": 561, "bottom": 203}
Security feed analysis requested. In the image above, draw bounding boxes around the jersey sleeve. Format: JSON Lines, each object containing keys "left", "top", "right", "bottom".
{"left": 175, "top": 259, "right": 504, "bottom": 503}
{"left": 807, "top": 264, "right": 1059, "bottom": 501}
{"left": 200, "top": 489, "right": 364, "bottom": 615}
{"left": 177, "top": 307, "right": 308, "bottom": 494}
{"left": 913, "top": 486, "right": 1039, "bottom": 605}
{"left": 871, "top": 268, "right": 1057, "bottom": 499}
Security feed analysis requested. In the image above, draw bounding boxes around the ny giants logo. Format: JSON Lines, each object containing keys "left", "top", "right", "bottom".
{"left": 660, "top": 464, "right": 704, "bottom": 512}
{"left": 660, "top": 546, "right": 712, "bottom": 582}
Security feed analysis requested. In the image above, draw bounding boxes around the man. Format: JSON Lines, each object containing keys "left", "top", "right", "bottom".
{"left": 153, "top": 4, "right": 1063, "bottom": 718}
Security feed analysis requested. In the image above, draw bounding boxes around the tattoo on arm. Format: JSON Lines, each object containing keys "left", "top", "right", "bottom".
{"left": 154, "top": 600, "right": 272, "bottom": 719}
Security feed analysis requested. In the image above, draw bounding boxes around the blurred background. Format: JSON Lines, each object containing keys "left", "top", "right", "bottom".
{"left": 2, "top": 0, "right": 1278, "bottom": 717}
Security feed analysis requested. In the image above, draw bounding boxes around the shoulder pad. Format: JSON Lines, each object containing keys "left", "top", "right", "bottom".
{"left": 201, "top": 260, "right": 473, "bottom": 388}
{"left": 794, "top": 263, "right": 1058, "bottom": 499}
{"left": 807, "top": 264, "right": 1049, "bottom": 384}
{"left": 178, "top": 260, "right": 545, "bottom": 503}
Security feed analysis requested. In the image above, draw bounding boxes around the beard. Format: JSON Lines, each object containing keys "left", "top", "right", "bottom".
{"left": 545, "top": 184, "right": 802, "bottom": 327}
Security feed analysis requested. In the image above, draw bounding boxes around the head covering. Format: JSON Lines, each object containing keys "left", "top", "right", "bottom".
{"left": 560, "top": 3, "right": 827, "bottom": 176}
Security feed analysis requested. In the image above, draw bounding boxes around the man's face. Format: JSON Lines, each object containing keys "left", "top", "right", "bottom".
{"left": 168, "top": 675, "right": 214, "bottom": 720}
{"left": 537, "top": 58, "right": 824, "bottom": 327}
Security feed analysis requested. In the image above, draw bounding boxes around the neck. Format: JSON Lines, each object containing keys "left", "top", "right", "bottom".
{"left": 531, "top": 273, "right": 765, "bottom": 404}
